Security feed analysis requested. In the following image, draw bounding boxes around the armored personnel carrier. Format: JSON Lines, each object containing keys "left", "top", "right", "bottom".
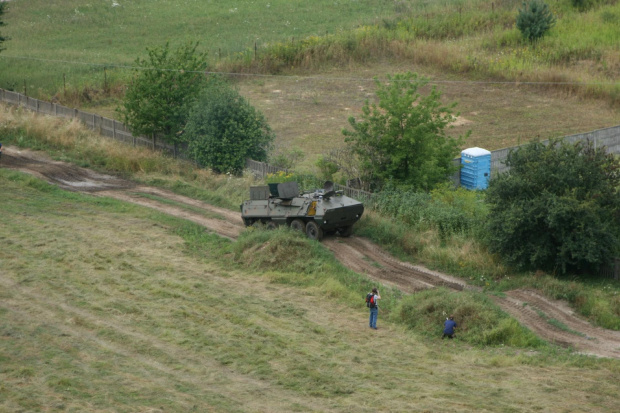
{"left": 240, "top": 181, "right": 364, "bottom": 241}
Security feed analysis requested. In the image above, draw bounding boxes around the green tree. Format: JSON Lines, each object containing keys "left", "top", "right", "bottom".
{"left": 343, "top": 72, "right": 466, "bottom": 192}
{"left": 485, "top": 139, "right": 620, "bottom": 274}
{"left": 185, "top": 79, "right": 274, "bottom": 174}
{"left": 516, "top": 0, "right": 556, "bottom": 43}
{"left": 0, "top": 2, "right": 9, "bottom": 52}
{"left": 118, "top": 42, "right": 209, "bottom": 150}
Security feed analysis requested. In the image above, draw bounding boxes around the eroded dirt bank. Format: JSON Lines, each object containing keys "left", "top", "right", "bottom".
{"left": 3, "top": 146, "right": 619, "bottom": 358}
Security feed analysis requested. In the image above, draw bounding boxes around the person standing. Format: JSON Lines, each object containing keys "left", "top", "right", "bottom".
{"left": 442, "top": 315, "right": 457, "bottom": 339}
{"left": 368, "top": 288, "right": 381, "bottom": 330}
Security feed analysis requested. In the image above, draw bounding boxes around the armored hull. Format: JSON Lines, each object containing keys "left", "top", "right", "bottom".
{"left": 240, "top": 181, "right": 364, "bottom": 240}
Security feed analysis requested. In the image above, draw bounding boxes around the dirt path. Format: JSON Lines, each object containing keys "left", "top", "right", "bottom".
{"left": 3, "top": 146, "right": 620, "bottom": 358}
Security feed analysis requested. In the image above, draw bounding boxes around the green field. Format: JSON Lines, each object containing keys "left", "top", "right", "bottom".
{"left": 0, "top": 0, "right": 618, "bottom": 171}
{"left": 0, "top": 0, "right": 394, "bottom": 92}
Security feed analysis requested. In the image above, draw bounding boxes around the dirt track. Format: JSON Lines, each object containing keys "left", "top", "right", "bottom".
{"left": 3, "top": 146, "right": 620, "bottom": 358}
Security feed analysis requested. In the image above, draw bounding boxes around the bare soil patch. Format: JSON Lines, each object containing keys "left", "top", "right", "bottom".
{"left": 3, "top": 145, "right": 620, "bottom": 358}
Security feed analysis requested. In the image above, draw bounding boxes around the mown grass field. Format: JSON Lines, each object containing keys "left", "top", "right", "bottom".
{"left": 2, "top": 168, "right": 620, "bottom": 412}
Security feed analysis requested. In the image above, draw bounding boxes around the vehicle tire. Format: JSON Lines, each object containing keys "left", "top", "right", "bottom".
{"left": 290, "top": 219, "right": 305, "bottom": 232}
{"left": 305, "top": 221, "right": 324, "bottom": 241}
{"left": 338, "top": 225, "right": 353, "bottom": 237}
{"left": 244, "top": 218, "right": 258, "bottom": 227}
{"left": 266, "top": 221, "right": 277, "bottom": 230}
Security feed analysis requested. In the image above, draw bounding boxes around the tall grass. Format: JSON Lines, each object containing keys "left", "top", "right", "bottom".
{"left": 396, "top": 288, "right": 545, "bottom": 347}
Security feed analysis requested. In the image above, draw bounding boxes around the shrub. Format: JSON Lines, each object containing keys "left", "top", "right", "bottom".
{"left": 516, "top": 0, "right": 556, "bottom": 43}
{"left": 485, "top": 138, "right": 620, "bottom": 274}
{"left": 369, "top": 183, "right": 488, "bottom": 239}
{"left": 396, "top": 288, "right": 543, "bottom": 347}
{"left": 343, "top": 72, "right": 467, "bottom": 192}
{"left": 185, "top": 78, "right": 274, "bottom": 175}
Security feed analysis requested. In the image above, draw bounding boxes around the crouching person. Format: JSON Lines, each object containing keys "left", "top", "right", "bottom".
{"left": 442, "top": 315, "right": 457, "bottom": 339}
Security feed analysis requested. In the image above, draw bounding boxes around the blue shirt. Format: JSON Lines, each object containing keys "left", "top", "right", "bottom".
{"left": 444, "top": 319, "right": 457, "bottom": 335}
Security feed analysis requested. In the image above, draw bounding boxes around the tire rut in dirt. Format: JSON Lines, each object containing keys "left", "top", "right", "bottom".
{"left": 493, "top": 290, "right": 620, "bottom": 358}
{"left": 96, "top": 190, "right": 242, "bottom": 240}
{"left": 323, "top": 237, "right": 466, "bottom": 293}
{"left": 2, "top": 149, "right": 135, "bottom": 192}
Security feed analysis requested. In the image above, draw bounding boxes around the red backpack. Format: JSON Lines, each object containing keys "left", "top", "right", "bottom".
{"left": 365, "top": 293, "right": 376, "bottom": 308}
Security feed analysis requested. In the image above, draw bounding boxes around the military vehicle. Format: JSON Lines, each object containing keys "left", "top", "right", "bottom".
{"left": 240, "top": 181, "right": 364, "bottom": 241}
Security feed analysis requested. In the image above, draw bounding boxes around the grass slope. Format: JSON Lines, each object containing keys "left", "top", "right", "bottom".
{"left": 1, "top": 170, "right": 620, "bottom": 412}
{"left": 2, "top": 102, "right": 619, "bottom": 329}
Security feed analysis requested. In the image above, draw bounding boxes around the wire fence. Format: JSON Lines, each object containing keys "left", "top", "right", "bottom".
{"left": 0, "top": 89, "right": 189, "bottom": 159}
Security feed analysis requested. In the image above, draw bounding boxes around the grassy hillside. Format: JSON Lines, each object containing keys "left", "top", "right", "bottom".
{"left": 2, "top": 103, "right": 619, "bottom": 332}
{"left": 2, "top": 157, "right": 620, "bottom": 412}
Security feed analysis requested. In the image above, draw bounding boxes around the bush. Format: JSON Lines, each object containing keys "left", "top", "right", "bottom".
{"left": 485, "top": 138, "right": 620, "bottom": 274}
{"left": 185, "top": 78, "right": 274, "bottom": 175}
{"left": 369, "top": 183, "right": 488, "bottom": 240}
{"left": 395, "top": 288, "right": 543, "bottom": 347}
{"left": 343, "top": 72, "right": 467, "bottom": 192}
{"left": 516, "top": 0, "right": 556, "bottom": 42}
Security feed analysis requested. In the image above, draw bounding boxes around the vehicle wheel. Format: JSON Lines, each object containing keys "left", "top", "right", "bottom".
{"left": 338, "top": 225, "right": 353, "bottom": 237}
{"left": 305, "top": 221, "right": 324, "bottom": 241}
{"left": 290, "top": 219, "right": 305, "bottom": 232}
{"left": 266, "top": 221, "right": 277, "bottom": 230}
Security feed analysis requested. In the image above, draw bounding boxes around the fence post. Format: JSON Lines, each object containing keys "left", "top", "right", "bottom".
{"left": 112, "top": 119, "right": 116, "bottom": 139}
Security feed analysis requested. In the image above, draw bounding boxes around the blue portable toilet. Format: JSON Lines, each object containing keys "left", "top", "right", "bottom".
{"left": 460, "top": 147, "right": 491, "bottom": 190}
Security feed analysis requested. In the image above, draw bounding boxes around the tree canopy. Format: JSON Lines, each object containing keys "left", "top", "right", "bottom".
{"left": 342, "top": 72, "right": 466, "bottom": 192}
{"left": 485, "top": 139, "right": 620, "bottom": 275}
{"left": 185, "top": 79, "right": 274, "bottom": 175}
{"left": 118, "top": 42, "right": 209, "bottom": 147}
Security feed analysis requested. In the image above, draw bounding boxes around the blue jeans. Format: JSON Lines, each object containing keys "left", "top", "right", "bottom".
{"left": 369, "top": 307, "right": 378, "bottom": 328}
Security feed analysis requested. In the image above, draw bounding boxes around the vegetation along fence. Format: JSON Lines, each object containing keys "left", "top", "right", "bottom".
{"left": 2, "top": 87, "right": 620, "bottom": 195}
{"left": 0, "top": 89, "right": 187, "bottom": 159}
